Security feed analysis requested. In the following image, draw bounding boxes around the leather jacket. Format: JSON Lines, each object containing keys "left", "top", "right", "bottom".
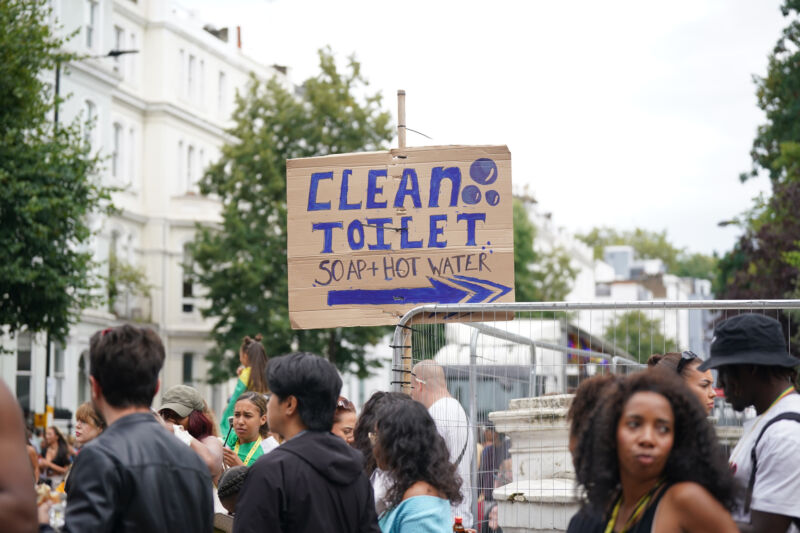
{"left": 41, "top": 412, "right": 213, "bottom": 533}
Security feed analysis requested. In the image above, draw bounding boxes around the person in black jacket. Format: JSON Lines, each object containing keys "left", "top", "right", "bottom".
{"left": 38, "top": 325, "right": 213, "bottom": 532}
{"left": 233, "top": 351, "right": 380, "bottom": 533}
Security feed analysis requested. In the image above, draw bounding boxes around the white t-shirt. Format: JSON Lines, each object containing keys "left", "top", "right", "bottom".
{"left": 371, "top": 468, "right": 392, "bottom": 516}
{"left": 728, "top": 392, "right": 800, "bottom": 532}
{"left": 428, "top": 396, "right": 474, "bottom": 528}
{"left": 260, "top": 435, "right": 280, "bottom": 455}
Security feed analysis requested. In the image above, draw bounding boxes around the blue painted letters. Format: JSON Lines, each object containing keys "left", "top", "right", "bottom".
{"left": 308, "top": 172, "right": 333, "bottom": 211}
{"left": 366, "top": 169, "right": 388, "bottom": 209}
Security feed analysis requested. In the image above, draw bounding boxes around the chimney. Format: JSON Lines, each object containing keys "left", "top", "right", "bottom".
{"left": 237, "top": 26, "right": 242, "bottom": 49}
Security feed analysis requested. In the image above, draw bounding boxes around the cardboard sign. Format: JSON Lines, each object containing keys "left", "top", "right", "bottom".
{"left": 287, "top": 145, "right": 515, "bottom": 329}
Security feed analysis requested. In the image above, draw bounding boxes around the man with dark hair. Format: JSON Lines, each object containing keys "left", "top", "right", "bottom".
{"left": 698, "top": 313, "right": 800, "bottom": 533}
{"left": 233, "top": 352, "right": 380, "bottom": 533}
{"left": 39, "top": 325, "right": 213, "bottom": 532}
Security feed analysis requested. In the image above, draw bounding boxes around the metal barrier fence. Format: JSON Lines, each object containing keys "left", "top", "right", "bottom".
{"left": 390, "top": 300, "right": 800, "bottom": 532}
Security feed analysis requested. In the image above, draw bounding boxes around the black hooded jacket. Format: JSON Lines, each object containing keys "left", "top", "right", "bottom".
{"left": 233, "top": 430, "right": 380, "bottom": 533}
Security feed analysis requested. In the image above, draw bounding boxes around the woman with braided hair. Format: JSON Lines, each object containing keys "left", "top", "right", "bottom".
{"left": 217, "top": 465, "right": 249, "bottom": 515}
{"left": 220, "top": 334, "right": 270, "bottom": 435}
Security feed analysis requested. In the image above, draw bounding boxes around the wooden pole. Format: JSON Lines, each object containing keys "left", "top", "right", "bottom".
{"left": 397, "top": 90, "right": 411, "bottom": 392}
{"left": 397, "top": 90, "right": 406, "bottom": 149}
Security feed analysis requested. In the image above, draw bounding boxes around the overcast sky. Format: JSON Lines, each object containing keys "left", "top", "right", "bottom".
{"left": 192, "top": 0, "right": 786, "bottom": 257}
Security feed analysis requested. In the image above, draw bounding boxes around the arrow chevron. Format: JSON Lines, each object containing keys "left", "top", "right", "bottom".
{"left": 327, "top": 276, "right": 512, "bottom": 306}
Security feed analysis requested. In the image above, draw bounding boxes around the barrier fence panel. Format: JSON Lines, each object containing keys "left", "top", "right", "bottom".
{"left": 390, "top": 300, "right": 800, "bottom": 532}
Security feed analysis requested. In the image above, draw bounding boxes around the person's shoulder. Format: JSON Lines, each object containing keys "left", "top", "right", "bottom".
{"left": 663, "top": 482, "right": 716, "bottom": 509}
{"left": 762, "top": 396, "right": 800, "bottom": 441}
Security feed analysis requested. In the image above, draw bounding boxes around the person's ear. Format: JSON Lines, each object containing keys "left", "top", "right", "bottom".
{"left": 155, "top": 378, "right": 160, "bottom": 396}
{"left": 89, "top": 375, "right": 101, "bottom": 402}
{"left": 285, "top": 395, "right": 298, "bottom": 416}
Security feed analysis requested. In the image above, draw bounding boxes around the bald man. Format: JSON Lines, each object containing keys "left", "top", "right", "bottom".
{"left": 411, "top": 360, "right": 474, "bottom": 528}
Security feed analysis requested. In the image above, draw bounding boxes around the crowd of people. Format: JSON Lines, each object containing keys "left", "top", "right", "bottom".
{"left": 0, "top": 312, "right": 798, "bottom": 533}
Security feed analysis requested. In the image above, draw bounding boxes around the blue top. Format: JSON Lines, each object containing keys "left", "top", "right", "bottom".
{"left": 379, "top": 496, "right": 452, "bottom": 533}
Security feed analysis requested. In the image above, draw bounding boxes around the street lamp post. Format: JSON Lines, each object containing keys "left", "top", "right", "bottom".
{"left": 53, "top": 49, "right": 139, "bottom": 130}
{"left": 43, "top": 48, "right": 139, "bottom": 427}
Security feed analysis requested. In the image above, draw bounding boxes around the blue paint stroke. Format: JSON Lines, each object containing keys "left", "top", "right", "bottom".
{"left": 327, "top": 276, "right": 512, "bottom": 306}
{"left": 328, "top": 277, "right": 466, "bottom": 306}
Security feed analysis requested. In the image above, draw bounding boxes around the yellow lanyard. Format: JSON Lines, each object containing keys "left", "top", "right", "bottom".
{"left": 604, "top": 479, "right": 664, "bottom": 533}
{"left": 234, "top": 436, "right": 262, "bottom": 466}
{"left": 729, "top": 386, "right": 796, "bottom": 467}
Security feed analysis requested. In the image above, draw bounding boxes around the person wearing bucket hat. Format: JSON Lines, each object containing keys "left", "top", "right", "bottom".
{"left": 159, "top": 384, "right": 224, "bottom": 484}
{"left": 698, "top": 313, "right": 800, "bottom": 533}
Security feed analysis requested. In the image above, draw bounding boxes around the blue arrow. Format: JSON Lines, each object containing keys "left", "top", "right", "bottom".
{"left": 327, "top": 277, "right": 468, "bottom": 306}
{"left": 452, "top": 275, "right": 512, "bottom": 302}
{"left": 448, "top": 277, "right": 493, "bottom": 303}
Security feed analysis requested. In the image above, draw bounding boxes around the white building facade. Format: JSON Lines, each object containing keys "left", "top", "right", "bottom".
{"left": 1, "top": 0, "right": 288, "bottom": 427}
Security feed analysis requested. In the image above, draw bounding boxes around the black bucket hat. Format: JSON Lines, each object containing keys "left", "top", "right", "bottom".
{"left": 698, "top": 313, "right": 800, "bottom": 370}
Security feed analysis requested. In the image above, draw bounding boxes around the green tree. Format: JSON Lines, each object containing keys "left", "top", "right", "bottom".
{"left": 577, "top": 226, "right": 717, "bottom": 281}
{"left": 0, "top": 0, "right": 110, "bottom": 343}
{"left": 715, "top": 0, "right": 800, "bottom": 357}
{"left": 513, "top": 198, "right": 578, "bottom": 302}
{"left": 190, "top": 49, "right": 393, "bottom": 383}
{"left": 603, "top": 311, "right": 677, "bottom": 364}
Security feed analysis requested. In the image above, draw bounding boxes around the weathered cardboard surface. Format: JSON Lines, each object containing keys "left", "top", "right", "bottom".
{"left": 287, "top": 145, "right": 515, "bottom": 329}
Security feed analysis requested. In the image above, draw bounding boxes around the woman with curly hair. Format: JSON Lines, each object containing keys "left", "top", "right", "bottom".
{"left": 576, "top": 369, "right": 737, "bottom": 533}
{"left": 374, "top": 400, "right": 462, "bottom": 532}
{"left": 221, "top": 334, "right": 270, "bottom": 435}
{"left": 647, "top": 351, "right": 717, "bottom": 414}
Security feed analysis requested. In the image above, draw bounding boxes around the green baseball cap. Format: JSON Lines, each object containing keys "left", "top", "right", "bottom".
{"left": 159, "top": 385, "right": 205, "bottom": 418}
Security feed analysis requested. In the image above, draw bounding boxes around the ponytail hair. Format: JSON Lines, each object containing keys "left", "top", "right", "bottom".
{"left": 240, "top": 334, "right": 269, "bottom": 394}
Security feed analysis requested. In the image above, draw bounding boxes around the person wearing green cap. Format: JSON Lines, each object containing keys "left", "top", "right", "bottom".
{"left": 160, "top": 384, "right": 224, "bottom": 484}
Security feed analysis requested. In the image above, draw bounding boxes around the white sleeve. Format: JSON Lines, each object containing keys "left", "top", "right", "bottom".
{"left": 750, "top": 421, "right": 800, "bottom": 519}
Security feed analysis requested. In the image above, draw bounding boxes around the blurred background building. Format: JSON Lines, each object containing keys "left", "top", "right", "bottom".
{"left": 0, "top": 0, "right": 288, "bottom": 428}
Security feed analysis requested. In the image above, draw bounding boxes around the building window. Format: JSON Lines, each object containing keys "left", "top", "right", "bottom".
{"left": 187, "top": 54, "right": 196, "bottom": 100}
{"left": 182, "top": 243, "right": 194, "bottom": 313}
{"left": 113, "top": 26, "right": 124, "bottom": 74}
{"left": 85, "top": 1, "right": 98, "bottom": 50}
{"left": 127, "top": 32, "right": 137, "bottom": 81}
{"left": 112, "top": 122, "right": 122, "bottom": 178}
{"left": 182, "top": 353, "right": 194, "bottom": 384}
{"left": 178, "top": 49, "right": 185, "bottom": 96}
{"left": 186, "top": 145, "right": 194, "bottom": 192}
{"left": 217, "top": 71, "right": 227, "bottom": 117}
{"left": 16, "top": 332, "right": 32, "bottom": 411}
{"left": 78, "top": 352, "right": 89, "bottom": 405}
{"left": 198, "top": 59, "right": 205, "bottom": 105}
{"left": 83, "top": 100, "right": 96, "bottom": 147}
{"left": 53, "top": 343, "right": 65, "bottom": 408}
{"left": 197, "top": 148, "right": 204, "bottom": 188}
{"left": 128, "top": 127, "right": 135, "bottom": 187}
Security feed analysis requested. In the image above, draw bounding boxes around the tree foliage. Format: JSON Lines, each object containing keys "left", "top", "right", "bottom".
{"left": 603, "top": 311, "right": 677, "bottom": 364}
{"left": 715, "top": 1, "right": 800, "bottom": 318}
{"left": 190, "top": 49, "right": 393, "bottom": 383}
{"left": 576, "top": 226, "right": 717, "bottom": 281}
{"left": 513, "top": 198, "right": 578, "bottom": 302}
{"left": 0, "top": 0, "right": 110, "bottom": 343}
